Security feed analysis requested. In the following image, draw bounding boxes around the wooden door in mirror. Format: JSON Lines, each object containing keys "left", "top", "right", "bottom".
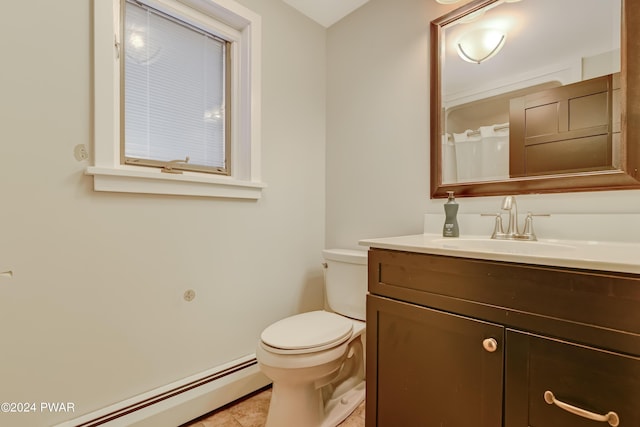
{"left": 509, "top": 74, "right": 615, "bottom": 177}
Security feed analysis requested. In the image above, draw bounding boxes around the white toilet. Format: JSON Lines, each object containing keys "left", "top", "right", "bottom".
{"left": 256, "top": 248, "right": 367, "bottom": 427}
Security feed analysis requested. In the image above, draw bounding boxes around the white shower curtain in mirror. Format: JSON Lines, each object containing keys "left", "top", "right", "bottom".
{"left": 452, "top": 123, "right": 509, "bottom": 182}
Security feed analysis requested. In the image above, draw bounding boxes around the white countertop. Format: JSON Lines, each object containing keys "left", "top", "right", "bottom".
{"left": 360, "top": 233, "right": 640, "bottom": 275}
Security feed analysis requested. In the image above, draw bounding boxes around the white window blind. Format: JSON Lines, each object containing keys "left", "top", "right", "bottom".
{"left": 123, "top": 0, "right": 229, "bottom": 174}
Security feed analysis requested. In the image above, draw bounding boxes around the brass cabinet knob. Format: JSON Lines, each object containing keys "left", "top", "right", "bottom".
{"left": 482, "top": 338, "right": 498, "bottom": 353}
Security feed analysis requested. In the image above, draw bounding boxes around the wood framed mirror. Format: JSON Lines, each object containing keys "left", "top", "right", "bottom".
{"left": 430, "top": 0, "right": 640, "bottom": 198}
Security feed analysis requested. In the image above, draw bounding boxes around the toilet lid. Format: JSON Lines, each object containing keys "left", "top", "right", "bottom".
{"left": 260, "top": 311, "right": 353, "bottom": 352}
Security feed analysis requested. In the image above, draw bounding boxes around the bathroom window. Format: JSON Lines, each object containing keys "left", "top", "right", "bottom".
{"left": 89, "top": 0, "right": 264, "bottom": 199}
{"left": 123, "top": 0, "right": 230, "bottom": 175}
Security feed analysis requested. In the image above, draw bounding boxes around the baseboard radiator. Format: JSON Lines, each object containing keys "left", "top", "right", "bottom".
{"left": 54, "top": 354, "right": 270, "bottom": 427}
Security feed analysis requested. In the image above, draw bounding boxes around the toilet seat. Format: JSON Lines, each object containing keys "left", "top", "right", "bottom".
{"left": 260, "top": 311, "right": 353, "bottom": 355}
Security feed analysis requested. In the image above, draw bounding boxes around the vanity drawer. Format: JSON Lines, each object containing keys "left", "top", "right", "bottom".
{"left": 505, "top": 330, "right": 640, "bottom": 426}
{"left": 368, "top": 249, "right": 640, "bottom": 354}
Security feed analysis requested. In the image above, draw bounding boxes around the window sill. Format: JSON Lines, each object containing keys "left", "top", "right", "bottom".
{"left": 86, "top": 166, "right": 266, "bottom": 199}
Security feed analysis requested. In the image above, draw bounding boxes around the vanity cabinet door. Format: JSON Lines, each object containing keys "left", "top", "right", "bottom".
{"left": 505, "top": 330, "right": 640, "bottom": 427}
{"left": 367, "top": 295, "right": 504, "bottom": 427}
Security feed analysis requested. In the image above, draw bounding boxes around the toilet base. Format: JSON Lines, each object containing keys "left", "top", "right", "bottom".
{"left": 265, "top": 379, "right": 365, "bottom": 427}
{"left": 321, "top": 379, "right": 365, "bottom": 427}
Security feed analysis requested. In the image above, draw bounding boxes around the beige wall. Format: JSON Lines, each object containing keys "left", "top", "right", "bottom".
{"left": 326, "top": 0, "right": 432, "bottom": 249}
{"left": 0, "top": 0, "right": 326, "bottom": 426}
{"left": 326, "top": 0, "right": 640, "bottom": 250}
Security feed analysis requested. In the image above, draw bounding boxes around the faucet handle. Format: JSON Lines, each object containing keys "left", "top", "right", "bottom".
{"left": 481, "top": 213, "right": 504, "bottom": 239}
{"left": 523, "top": 212, "right": 550, "bottom": 240}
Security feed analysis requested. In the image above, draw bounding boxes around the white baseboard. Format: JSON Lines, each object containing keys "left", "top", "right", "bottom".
{"left": 54, "top": 354, "right": 271, "bottom": 427}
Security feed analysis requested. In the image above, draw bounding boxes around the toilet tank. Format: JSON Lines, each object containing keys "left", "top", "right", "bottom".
{"left": 322, "top": 249, "right": 368, "bottom": 321}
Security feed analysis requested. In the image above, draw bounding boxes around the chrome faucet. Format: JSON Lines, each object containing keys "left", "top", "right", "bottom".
{"left": 484, "top": 196, "right": 549, "bottom": 241}
{"left": 501, "top": 195, "right": 520, "bottom": 238}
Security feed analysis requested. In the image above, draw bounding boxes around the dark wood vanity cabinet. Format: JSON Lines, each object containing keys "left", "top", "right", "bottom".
{"left": 365, "top": 249, "right": 640, "bottom": 427}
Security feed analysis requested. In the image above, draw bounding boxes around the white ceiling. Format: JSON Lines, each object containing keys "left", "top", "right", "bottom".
{"left": 281, "top": 0, "right": 370, "bottom": 27}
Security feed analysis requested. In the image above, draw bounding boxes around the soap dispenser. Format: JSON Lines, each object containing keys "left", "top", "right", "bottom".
{"left": 442, "top": 191, "right": 459, "bottom": 237}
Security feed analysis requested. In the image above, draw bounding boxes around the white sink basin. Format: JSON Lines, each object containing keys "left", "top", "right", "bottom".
{"left": 431, "top": 238, "right": 576, "bottom": 255}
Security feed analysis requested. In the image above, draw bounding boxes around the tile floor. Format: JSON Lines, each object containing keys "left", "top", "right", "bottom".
{"left": 181, "top": 386, "right": 365, "bottom": 427}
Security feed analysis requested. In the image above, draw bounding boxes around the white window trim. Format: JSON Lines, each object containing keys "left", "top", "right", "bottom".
{"left": 88, "top": 0, "right": 265, "bottom": 199}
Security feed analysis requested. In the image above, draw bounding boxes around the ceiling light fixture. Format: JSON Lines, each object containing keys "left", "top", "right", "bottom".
{"left": 456, "top": 28, "right": 506, "bottom": 64}
{"left": 435, "top": 0, "right": 462, "bottom": 4}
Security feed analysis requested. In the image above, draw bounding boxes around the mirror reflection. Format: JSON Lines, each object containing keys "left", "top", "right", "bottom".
{"left": 439, "top": 0, "right": 621, "bottom": 185}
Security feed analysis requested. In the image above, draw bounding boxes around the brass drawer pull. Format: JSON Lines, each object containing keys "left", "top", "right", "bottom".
{"left": 544, "top": 391, "right": 620, "bottom": 426}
